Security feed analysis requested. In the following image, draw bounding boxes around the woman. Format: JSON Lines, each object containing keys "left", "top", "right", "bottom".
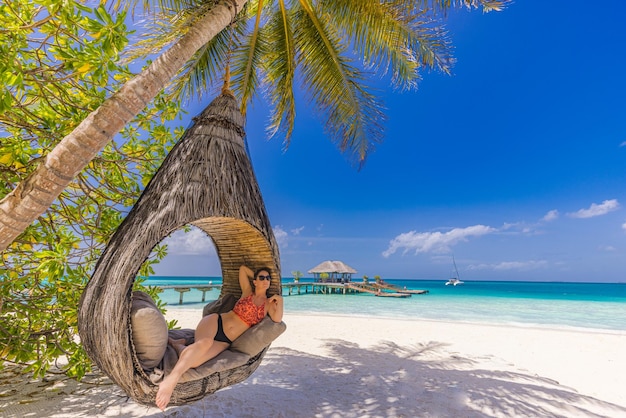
{"left": 155, "top": 265, "right": 284, "bottom": 410}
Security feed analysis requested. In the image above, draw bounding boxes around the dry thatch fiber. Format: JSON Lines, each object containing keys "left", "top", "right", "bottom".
{"left": 78, "top": 91, "right": 281, "bottom": 406}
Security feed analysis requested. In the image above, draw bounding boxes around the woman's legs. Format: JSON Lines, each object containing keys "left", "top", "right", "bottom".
{"left": 155, "top": 314, "right": 229, "bottom": 410}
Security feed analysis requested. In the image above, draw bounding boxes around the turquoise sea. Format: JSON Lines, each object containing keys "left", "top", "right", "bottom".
{"left": 146, "top": 277, "right": 626, "bottom": 333}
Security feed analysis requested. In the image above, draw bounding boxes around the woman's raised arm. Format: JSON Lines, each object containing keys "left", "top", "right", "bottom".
{"left": 239, "top": 265, "right": 254, "bottom": 297}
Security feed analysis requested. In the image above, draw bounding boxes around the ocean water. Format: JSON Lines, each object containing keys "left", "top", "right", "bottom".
{"left": 146, "top": 277, "right": 626, "bottom": 333}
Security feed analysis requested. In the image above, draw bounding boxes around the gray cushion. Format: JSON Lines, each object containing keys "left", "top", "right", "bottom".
{"left": 151, "top": 328, "right": 249, "bottom": 384}
{"left": 202, "top": 293, "right": 237, "bottom": 317}
{"left": 180, "top": 349, "right": 250, "bottom": 383}
{"left": 230, "top": 316, "right": 287, "bottom": 357}
{"left": 130, "top": 291, "right": 168, "bottom": 369}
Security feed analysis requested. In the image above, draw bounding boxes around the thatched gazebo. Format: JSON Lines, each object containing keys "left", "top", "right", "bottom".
{"left": 308, "top": 260, "right": 357, "bottom": 283}
{"left": 78, "top": 90, "right": 280, "bottom": 406}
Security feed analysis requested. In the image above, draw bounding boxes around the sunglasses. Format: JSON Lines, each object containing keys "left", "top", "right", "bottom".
{"left": 256, "top": 275, "right": 271, "bottom": 281}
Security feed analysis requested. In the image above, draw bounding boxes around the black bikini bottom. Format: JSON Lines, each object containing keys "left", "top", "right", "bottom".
{"left": 214, "top": 314, "right": 233, "bottom": 344}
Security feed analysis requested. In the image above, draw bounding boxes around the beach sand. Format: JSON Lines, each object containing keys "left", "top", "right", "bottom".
{"left": 1, "top": 310, "right": 625, "bottom": 417}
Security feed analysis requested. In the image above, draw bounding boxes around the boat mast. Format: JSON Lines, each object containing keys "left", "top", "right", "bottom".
{"left": 452, "top": 255, "right": 460, "bottom": 279}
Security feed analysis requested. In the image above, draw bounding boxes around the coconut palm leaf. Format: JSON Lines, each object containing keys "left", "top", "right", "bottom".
{"left": 320, "top": 0, "right": 424, "bottom": 89}
{"left": 257, "top": 1, "right": 296, "bottom": 139}
{"left": 230, "top": 1, "right": 269, "bottom": 115}
{"left": 419, "top": 0, "right": 510, "bottom": 14}
{"left": 169, "top": 19, "right": 244, "bottom": 102}
{"left": 124, "top": 0, "right": 508, "bottom": 166}
{"left": 292, "top": 0, "right": 385, "bottom": 165}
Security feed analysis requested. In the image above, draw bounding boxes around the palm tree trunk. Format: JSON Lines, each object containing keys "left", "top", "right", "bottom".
{"left": 0, "top": 0, "right": 249, "bottom": 251}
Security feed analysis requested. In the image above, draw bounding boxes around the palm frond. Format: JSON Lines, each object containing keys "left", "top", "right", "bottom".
{"left": 230, "top": 0, "right": 268, "bottom": 115}
{"left": 122, "top": 0, "right": 509, "bottom": 166}
{"left": 167, "top": 30, "right": 232, "bottom": 103}
{"left": 320, "top": 0, "right": 447, "bottom": 90}
{"left": 142, "top": 0, "right": 219, "bottom": 14}
{"left": 293, "top": 0, "right": 385, "bottom": 166}
{"left": 125, "top": 2, "right": 251, "bottom": 104}
{"left": 170, "top": 11, "right": 252, "bottom": 103}
{"left": 396, "top": 4, "right": 454, "bottom": 76}
{"left": 458, "top": 0, "right": 511, "bottom": 12}
{"left": 123, "top": 3, "right": 216, "bottom": 62}
{"left": 261, "top": 0, "right": 297, "bottom": 141}
{"left": 415, "top": 0, "right": 511, "bottom": 14}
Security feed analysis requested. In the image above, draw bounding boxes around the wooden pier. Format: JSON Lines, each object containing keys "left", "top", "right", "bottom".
{"left": 282, "top": 282, "right": 362, "bottom": 296}
{"left": 282, "top": 281, "right": 428, "bottom": 297}
{"left": 157, "top": 281, "right": 428, "bottom": 304}
{"left": 345, "top": 283, "right": 404, "bottom": 297}
{"left": 376, "top": 282, "right": 429, "bottom": 295}
{"left": 159, "top": 285, "right": 222, "bottom": 304}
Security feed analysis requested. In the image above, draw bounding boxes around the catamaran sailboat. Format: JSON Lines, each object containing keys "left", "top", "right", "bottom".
{"left": 445, "top": 256, "right": 464, "bottom": 286}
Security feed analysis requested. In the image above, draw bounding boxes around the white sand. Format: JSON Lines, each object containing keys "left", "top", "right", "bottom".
{"left": 1, "top": 309, "right": 625, "bottom": 417}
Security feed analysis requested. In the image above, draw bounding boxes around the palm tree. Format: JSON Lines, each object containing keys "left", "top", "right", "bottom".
{"left": 292, "top": 270, "right": 303, "bottom": 282}
{"left": 0, "top": 0, "right": 508, "bottom": 251}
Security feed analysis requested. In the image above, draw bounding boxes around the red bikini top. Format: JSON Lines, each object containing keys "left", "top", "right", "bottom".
{"left": 233, "top": 295, "right": 265, "bottom": 327}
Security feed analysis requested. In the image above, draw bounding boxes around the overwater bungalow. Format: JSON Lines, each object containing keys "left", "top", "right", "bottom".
{"left": 308, "top": 260, "right": 357, "bottom": 283}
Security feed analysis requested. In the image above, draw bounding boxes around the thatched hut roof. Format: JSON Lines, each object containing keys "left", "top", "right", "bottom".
{"left": 308, "top": 260, "right": 357, "bottom": 274}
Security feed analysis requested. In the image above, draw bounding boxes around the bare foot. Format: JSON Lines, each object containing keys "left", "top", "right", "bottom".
{"left": 155, "top": 375, "right": 177, "bottom": 410}
{"left": 168, "top": 337, "right": 187, "bottom": 356}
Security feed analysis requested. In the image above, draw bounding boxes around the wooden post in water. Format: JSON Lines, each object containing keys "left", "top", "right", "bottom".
{"left": 196, "top": 286, "right": 213, "bottom": 302}
{"left": 174, "top": 287, "right": 190, "bottom": 304}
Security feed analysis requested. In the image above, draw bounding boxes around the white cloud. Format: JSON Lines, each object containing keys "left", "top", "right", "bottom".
{"left": 382, "top": 225, "right": 496, "bottom": 258}
{"left": 272, "top": 225, "right": 307, "bottom": 248}
{"left": 467, "top": 260, "right": 548, "bottom": 271}
{"left": 162, "top": 228, "right": 216, "bottom": 255}
{"left": 623, "top": 222, "right": 626, "bottom": 231}
{"left": 620, "top": 141, "right": 626, "bottom": 147}
{"left": 500, "top": 221, "right": 544, "bottom": 236}
{"left": 599, "top": 245, "right": 616, "bottom": 252}
{"left": 291, "top": 226, "right": 305, "bottom": 235}
{"left": 273, "top": 225, "right": 289, "bottom": 248}
{"left": 542, "top": 209, "right": 559, "bottom": 222}
{"left": 568, "top": 199, "right": 620, "bottom": 219}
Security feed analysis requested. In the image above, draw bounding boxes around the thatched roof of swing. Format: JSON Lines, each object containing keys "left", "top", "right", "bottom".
{"left": 78, "top": 91, "right": 280, "bottom": 406}
{"left": 308, "top": 260, "right": 357, "bottom": 274}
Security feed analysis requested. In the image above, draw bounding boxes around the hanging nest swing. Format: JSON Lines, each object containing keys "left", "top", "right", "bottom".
{"left": 78, "top": 90, "right": 282, "bottom": 406}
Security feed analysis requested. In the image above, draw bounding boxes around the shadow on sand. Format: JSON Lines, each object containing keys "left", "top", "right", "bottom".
{"left": 1, "top": 339, "right": 624, "bottom": 417}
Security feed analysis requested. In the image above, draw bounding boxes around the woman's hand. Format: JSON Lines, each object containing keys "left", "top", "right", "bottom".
{"left": 267, "top": 295, "right": 284, "bottom": 322}
{"left": 268, "top": 295, "right": 282, "bottom": 305}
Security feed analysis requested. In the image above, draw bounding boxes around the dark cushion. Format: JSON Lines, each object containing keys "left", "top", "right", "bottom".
{"left": 130, "top": 291, "right": 168, "bottom": 369}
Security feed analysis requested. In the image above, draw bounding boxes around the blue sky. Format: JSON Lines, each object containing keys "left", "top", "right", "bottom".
{"left": 153, "top": 1, "right": 626, "bottom": 282}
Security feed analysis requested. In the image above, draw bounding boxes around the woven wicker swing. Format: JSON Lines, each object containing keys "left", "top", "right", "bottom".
{"left": 77, "top": 90, "right": 281, "bottom": 406}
